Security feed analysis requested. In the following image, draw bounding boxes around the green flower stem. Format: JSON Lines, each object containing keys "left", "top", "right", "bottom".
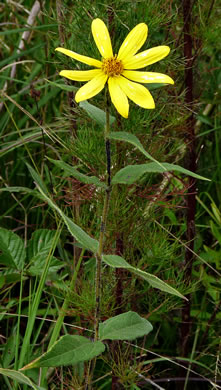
{"left": 94, "top": 91, "right": 112, "bottom": 341}
{"left": 94, "top": 189, "right": 111, "bottom": 340}
{"left": 86, "top": 92, "right": 112, "bottom": 390}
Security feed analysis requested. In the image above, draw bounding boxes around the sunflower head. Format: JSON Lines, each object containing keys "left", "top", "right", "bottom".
{"left": 56, "top": 18, "right": 174, "bottom": 118}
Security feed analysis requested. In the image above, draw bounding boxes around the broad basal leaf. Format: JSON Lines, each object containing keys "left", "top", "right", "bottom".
{"left": 99, "top": 311, "right": 153, "bottom": 341}
{"left": 22, "top": 335, "right": 105, "bottom": 369}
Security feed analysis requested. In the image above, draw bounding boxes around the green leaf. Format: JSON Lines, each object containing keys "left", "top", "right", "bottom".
{"left": 102, "top": 254, "right": 133, "bottom": 269}
{"left": 4, "top": 273, "right": 25, "bottom": 285}
{"left": 102, "top": 255, "right": 187, "bottom": 300}
{"left": 28, "top": 257, "right": 63, "bottom": 277}
{"left": 79, "top": 101, "right": 115, "bottom": 127}
{"left": 26, "top": 164, "right": 49, "bottom": 196}
{"left": 0, "top": 368, "right": 44, "bottom": 390}
{"left": 112, "top": 162, "right": 210, "bottom": 185}
{"left": 47, "top": 196, "right": 98, "bottom": 253}
{"left": 27, "top": 230, "right": 57, "bottom": 260}
{"left": 131, "top": 268, "right": 187, "bottom": 300}
{"left": 48, "top": 158, "right": 107, "bottom": 189}
{"left": 2, "top": 329, "right": 17, "bottom": 368}
{"left": 109, "top": 131, "right": 164, "bottom": 168}
{"left": 63, "top": 214, "right": 98, "bottom": 253}
{"left": 27, "top": 164, "right": 99, "bottom": 253}
{"left": 22, "top": 335, "right": 105, "bottom": 368}
{"left": 99, "top": 311, "right": 153, "bottom": 341}
{"left": 0, "top": 228, "right": 26, "bottom": 270}
{"left": 27, "top": 230, "right": 63, "bottom": 276}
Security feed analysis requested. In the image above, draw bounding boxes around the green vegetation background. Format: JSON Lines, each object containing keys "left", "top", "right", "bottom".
{"left": 0, "top": 0, "right": 220, "bottom": 389}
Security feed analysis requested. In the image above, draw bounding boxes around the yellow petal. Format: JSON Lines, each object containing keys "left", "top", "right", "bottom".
{"left": 55, "top": 47, "right": 102, "bottom": 68}
{"left": 118, "top": 23, "right": 148, "bottom": 61}
{"left": 91, "top": 19, "right": 113, "bottom": 59}
{"left": 108, "top": 77, "right": 129, "bottom": 118}
{"left": 117, "top": 76, "right": 155, "bottom": 109}
{"left": 123, "top": 46, "right": 170, "bottom": 69}
{"left": 75, "top": 73, "right": 108, "bottom": 102}
{"left": 123, "top": 70, "right": 174, "bottom": 84}
{"left": 59, "top": 69, "right": 102, "bottom": 81}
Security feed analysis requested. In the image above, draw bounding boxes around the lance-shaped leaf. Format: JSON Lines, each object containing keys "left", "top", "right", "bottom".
{"left": 48, "top": 158, "right": 107, "bottom": 189}
{"left": 102, "top": 254, "right": 132, "bottom": 269}
{"left": 112, "top": 162, "right": 210, "bottom": 185}
{"left": 27, "top": 164, "right": 99, "bottom": 253}
{"left": 0, "top": 368, "right": 44, "bottom": 390}
{"left": 80, "top": 101, "right": 115, "bottom": 127}
{"left": 109, "top": 131, "right": 164, "bottom": 168}
{"left": 99, "top": 311, "right": 153, "bottom": 341}
{"left": 0, "top": 228, "right": 25, "bottom": 270}
{"left": 102, "top": 255, "right": 187, "bottom": 300}
{"left": 22, "top": 335, "right": 105, "bottom": 369}
{"left": 131, "top": 268, "right": 187, "bottom": 300}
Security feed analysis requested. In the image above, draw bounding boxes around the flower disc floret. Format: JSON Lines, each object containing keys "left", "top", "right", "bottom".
{"left": 101, "top": 56, "right": 124, "bottom": 77}
{"left": 56, "top": 18, "right": 174, "bottom": 118}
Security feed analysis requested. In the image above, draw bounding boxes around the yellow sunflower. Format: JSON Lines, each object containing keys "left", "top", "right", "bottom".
{"left": 55, "top": 18, "right": 174, "bottom": 118}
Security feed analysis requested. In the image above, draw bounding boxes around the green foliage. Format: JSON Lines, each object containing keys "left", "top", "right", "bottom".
{"left": 109, "top": 131, "right": 164, "bottom": 165}
{"left": 0, "top": 228, "right": 26, "bottom": 270}
{"left": 102, "top": 254, "right": 187, "bottom": 299}
{"left": 23, "top": 335, "right": 105, "bottom": 368}
{"left": 112, "top": 162, "right": 210, "bottom": 185}
{"left": 0, "top": 368, "right": 44, "bottom": 390}
{"left": 80, "top": 101, "right": 116, "bottom": 127}
{"left": 48, "top": 157, "right": 107, "bottom": 189}
{"left": 99, "top": 311, "right": 153, "bottom": 341}
{"left": 27, "top": 163, "right": 99, "bottom": 252}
